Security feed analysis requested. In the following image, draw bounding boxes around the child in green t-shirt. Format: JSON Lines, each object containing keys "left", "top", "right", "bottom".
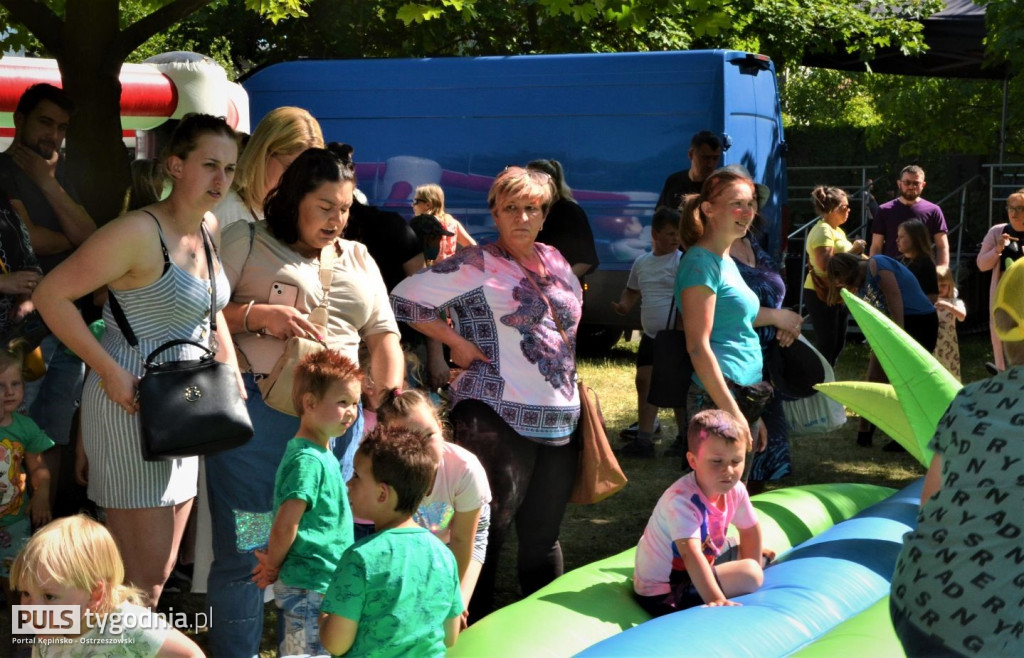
{"left": 1, "top": 348, "right": 52, "bottom": 603}
{"left": 252, "top": 350, "right": 361, "bottom": 658}
{"left": 320, "top": 425, "right": 462, "bottom": 657}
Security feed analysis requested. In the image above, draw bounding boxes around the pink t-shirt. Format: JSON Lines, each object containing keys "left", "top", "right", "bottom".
{"left": 415, "top": 442, "right": 491, "bottom": 545}
{"left": 633, "top": 472, "right": 757, "bottom": 597}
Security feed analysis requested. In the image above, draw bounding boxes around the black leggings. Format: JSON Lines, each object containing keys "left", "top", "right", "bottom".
{"left": 804, "top": 292, "right": 849, "bottom": 367}
{"left": 450, "top": 399, "right": 578, "bottom": 621}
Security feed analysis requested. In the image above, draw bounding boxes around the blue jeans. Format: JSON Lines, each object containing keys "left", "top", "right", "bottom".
{"left": 25, "top": 335, "right": 85, "bottom": 445}
{"left": 273, "top": 582, "right": 328, "bottom": 658}
{"left": 204, "top": 373, "right": 362, "bottom": 658}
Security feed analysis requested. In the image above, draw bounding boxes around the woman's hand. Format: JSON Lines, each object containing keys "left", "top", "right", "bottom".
{"left": 449, "top": 335, "right": 490, "bottom": 368}
{"left": 850, "top": 239, "right": 867, "bottom": 255}
{"left": 100, "top": 365, "right": 141, "bottom": 415}
{"left": 754, "top": 419, "right": 767, "bottom": 453}
{"left": 0, "top": 270, "right": 41, "bottom": 295}
{"left": 253, "top": 304, "right": 323, "bottom": 341}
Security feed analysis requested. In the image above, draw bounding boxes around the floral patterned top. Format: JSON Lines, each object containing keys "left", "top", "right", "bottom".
{"left": 391, "top": 242, "right": 582, "bottom": 443}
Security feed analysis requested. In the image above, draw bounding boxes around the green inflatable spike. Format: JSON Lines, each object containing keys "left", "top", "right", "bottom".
{"left": 836, "top": 290, "right": 961, "bottom": 465}
{"left": 816, "top": 381, "right": 926, "bottom": 464}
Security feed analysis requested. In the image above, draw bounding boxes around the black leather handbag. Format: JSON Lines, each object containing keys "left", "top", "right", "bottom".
{"left": 110, "top": 217, "right": 253, "bottom": 461}
{"left": 136, "top": 338, "right": 253, "bottom": 460}
{"left": 647, "top": 296, "right": 694, "bottom": 409}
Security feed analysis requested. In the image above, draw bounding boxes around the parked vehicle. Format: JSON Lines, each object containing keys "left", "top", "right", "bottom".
{"left": 244, "top": 50, "right": 787, "bottom": 352}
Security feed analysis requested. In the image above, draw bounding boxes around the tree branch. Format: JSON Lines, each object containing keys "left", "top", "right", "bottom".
{"left": 117, "top": 0, "right": 216, "bottom": 59}
{"left": 0, "top": 0, "right": 64, "bottom": 55}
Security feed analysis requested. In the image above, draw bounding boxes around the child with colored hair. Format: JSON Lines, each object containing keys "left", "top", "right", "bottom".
{"left": 10, "top": 514, "right": 202, "bottom": 656}
{"left": 633, "top": 409, "right": 767, "bottom": 616}
{"left": 933, "top": 266, "right": 966, "bottom": 381}
{"left": 0, "top": 348, "right": 52, "bottom": 604}
{"left": 377, "top": 389, "right": 491, "bottom": 624}
{"left": 252, "top": 349, "right": 361, "bottom": 657}
{"left": 320, "top": 425, "right": 462, "bottom": 656}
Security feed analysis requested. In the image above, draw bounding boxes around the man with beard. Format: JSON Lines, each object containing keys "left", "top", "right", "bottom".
{"left": 869, "top": 165, "right": 949, "bottom": 267}
{"left": 0, "top": 83, "right": 95, "bottom": 516}
{"left": 656, "top": 130, "right": 723, "bottom": 210}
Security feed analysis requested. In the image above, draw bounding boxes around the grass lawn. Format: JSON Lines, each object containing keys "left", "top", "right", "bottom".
{"left": 0, "top": 334, "right": 992, "bottom": 658}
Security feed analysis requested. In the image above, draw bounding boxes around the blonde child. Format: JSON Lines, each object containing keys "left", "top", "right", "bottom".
{"left": 320, "top": 426, "right": 461, "bottom": 657}
{"left": 10, "top": 515, "right": 202, "bottom": 656}
{"left": 411, "top": 184, "right": 476, "bottom": 262}
{"left": 633, "top": 409, "right": 770, "bottom": 616}
{"left": 934, "top": 267, "right": 966, "bottom": 381}
{"left": 377, "top": 390, "right": 491, "bottom": 625}
{"left": 251, "top": 350, "right": 361, "bottom": 657}
{"left": 1, "top": 349, "right": 52, "bottom": 604}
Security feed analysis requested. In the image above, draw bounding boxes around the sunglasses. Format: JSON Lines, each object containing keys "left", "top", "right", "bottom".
{"left": 412, "top": 198, "right": 427, "bottom": 204}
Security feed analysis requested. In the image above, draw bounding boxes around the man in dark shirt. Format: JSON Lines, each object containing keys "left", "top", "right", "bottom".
{"left": 0, "top": 83, "right": 96, "bottom": 516}
{"left": 869, "top": 165, "right": 949, "bottom": 267}
{"left": 656, "top": 131, "right": 723, "bottom": 210}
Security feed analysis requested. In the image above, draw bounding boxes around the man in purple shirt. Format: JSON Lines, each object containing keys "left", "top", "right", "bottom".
{"left": 869, "top": 165, "right": 949, "bottom": 267}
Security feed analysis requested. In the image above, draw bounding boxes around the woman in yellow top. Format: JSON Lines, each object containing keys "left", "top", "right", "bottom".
{"left": 804, "top": 186, "right": 865, "bottom": 366}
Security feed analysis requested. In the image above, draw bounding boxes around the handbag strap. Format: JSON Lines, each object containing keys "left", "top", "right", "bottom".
{"left": 109, "top": 210, "right": 218, "bottom": 349}
{"left": 665, "top": 248, "right": 683, "bottom": 330}
{"left": 514, "top": 249, "right": 574, "bottom": 353}
{"left": 309, "top": 241, "right": 338, "bottom": 335}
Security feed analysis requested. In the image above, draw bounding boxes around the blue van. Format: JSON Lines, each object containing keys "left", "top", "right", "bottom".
{"left": 243, "top": 50, "right": 787, "bottom": 351}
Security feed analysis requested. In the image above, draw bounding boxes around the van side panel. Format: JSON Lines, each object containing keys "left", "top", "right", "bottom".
{"left": 243, "top": 51, "right": 786, "bottom": 334}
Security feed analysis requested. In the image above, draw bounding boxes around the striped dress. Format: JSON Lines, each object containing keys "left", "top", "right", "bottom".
{"left": 81, "top": 234, "right": 229, "bottom": 509}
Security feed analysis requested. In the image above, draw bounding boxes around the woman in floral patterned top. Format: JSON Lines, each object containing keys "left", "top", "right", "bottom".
{"left": 391, "top": 166, "right": 581, "bottom": 621}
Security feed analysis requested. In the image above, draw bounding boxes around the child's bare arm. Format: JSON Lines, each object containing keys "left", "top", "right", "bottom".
{"left": 444, "top": 614, "right": 461, "bottom": 647}
{"left": 737, "top": 523, "right": 763, "bottom": 563}
{"left": 252, "top": 498, "right": 305, "bottom": 587}
{"left": 676, "top": 538, "right": 734, "bottom": 607}
{"left": 610, "top": 287, "right": 641, "bottom": 315}
{"left": 25, "top": 453, "right": 51, "bottom": 526}
{"left": 320, "top": 613, "right": 358, "bottom": 656}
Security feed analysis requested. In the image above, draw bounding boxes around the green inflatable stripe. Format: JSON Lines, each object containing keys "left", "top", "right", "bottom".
{"left": 837, "top": 290, "right": 961, "bottom": 466}
{"left": 448, "top": 483, "right": 894, "bottom": 658}
{"left": 815, "top": 381, "right": 925, "bottom": 464}
{"left": 791, "top": 597, "right": 905, "bottom": 657}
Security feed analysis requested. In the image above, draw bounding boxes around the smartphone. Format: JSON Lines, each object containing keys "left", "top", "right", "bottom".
{"left": 270, "top": 281, "right": 299, "bottom": 307}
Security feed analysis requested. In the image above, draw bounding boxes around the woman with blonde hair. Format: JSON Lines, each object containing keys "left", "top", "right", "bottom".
{"left": 214, "top": 106, "right": 324, "bottom": 226}
{"left": 412, "top": 183, "right": 476, "bottom": 261}
{"left": 11, "top": 515, "right": 203, "bottom": 655}
{"left": 977, "top": 187, "right": 1024, "bottom": 370}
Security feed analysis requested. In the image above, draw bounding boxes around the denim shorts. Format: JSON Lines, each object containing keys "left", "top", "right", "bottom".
{"left": 273, "top": 581, "right": 328, "bottom": 658}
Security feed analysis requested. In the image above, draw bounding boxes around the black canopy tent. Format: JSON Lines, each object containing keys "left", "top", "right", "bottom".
{"left": 802, "top": 0, "right": 1002, "bottom": 80}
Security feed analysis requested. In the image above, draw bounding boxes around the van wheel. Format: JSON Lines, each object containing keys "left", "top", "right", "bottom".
{"left": 576, "top": 326, "right": 625, "bottom": 356}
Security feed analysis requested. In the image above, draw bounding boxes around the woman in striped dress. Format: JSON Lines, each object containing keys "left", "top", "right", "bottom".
{"left": 34, "top": 114, "right": 244, "bottom": 607}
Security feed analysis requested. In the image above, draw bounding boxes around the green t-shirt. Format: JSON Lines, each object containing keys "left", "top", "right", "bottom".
{"left": 0, "top": 412, "right": 54, "bottom": 526}
{"left": 273, "top": 437, "right": 353, "bottom": 593}
{"left": 321, "top": 527, "right": 463, "bottom": 658}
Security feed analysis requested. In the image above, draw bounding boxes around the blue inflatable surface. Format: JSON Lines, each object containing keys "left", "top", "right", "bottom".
{"left": 579, "top": 480, "right": 922, "bottom": 657}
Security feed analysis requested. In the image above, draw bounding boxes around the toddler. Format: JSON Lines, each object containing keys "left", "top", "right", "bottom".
{"left": 252, "top": 350, "right": 361, "bottom": 657}
{"left": 10, "top": 514, "right": 201, "bottom": 656}
{"left": 933, "top": 267, "right": 966, "bottom": 381}
{"left": 633, "top": 409, "right": 768, "bottom": 616}
{"left": 320, "top": 425, "right": 461, "bottom": 656}
{"left": 1, "top": 349, "right": 52, "bottom": 604}
{"left": 377, "top": 389, "right": 491, "bottom": 624}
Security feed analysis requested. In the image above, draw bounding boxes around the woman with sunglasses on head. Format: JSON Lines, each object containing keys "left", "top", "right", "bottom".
{"left": 391, "top": 166, "right": 581, "bottom": 622}
{"left": 213, "top": 106, "right": 324, "bottom": 227}
{"left": 977, "top": 187, "right": 1024, "bottom": 371}
{"left": 205, "top": 144, "right": 403, "bottom": 657}
{"left": 411, "top": 183, "right": 476, "bottom": 262}
{"left": 804, "top": 186, "right": 866, "bottom": 367}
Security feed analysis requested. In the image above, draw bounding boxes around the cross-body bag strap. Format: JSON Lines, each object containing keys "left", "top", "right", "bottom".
{"left": 307, "top": 241, "right": 338, "bottom": 336}
{"left": 514, "top": 248, "right": 572, "bottom": 353}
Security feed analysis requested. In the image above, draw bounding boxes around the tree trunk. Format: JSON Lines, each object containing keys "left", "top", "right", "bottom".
{"left": 58, "top": 0, "right": 130, "bottom": 225}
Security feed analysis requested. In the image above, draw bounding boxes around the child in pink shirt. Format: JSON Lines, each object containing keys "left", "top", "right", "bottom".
{"left": 633, "top": 409, "right": 768, "bottom": 615}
